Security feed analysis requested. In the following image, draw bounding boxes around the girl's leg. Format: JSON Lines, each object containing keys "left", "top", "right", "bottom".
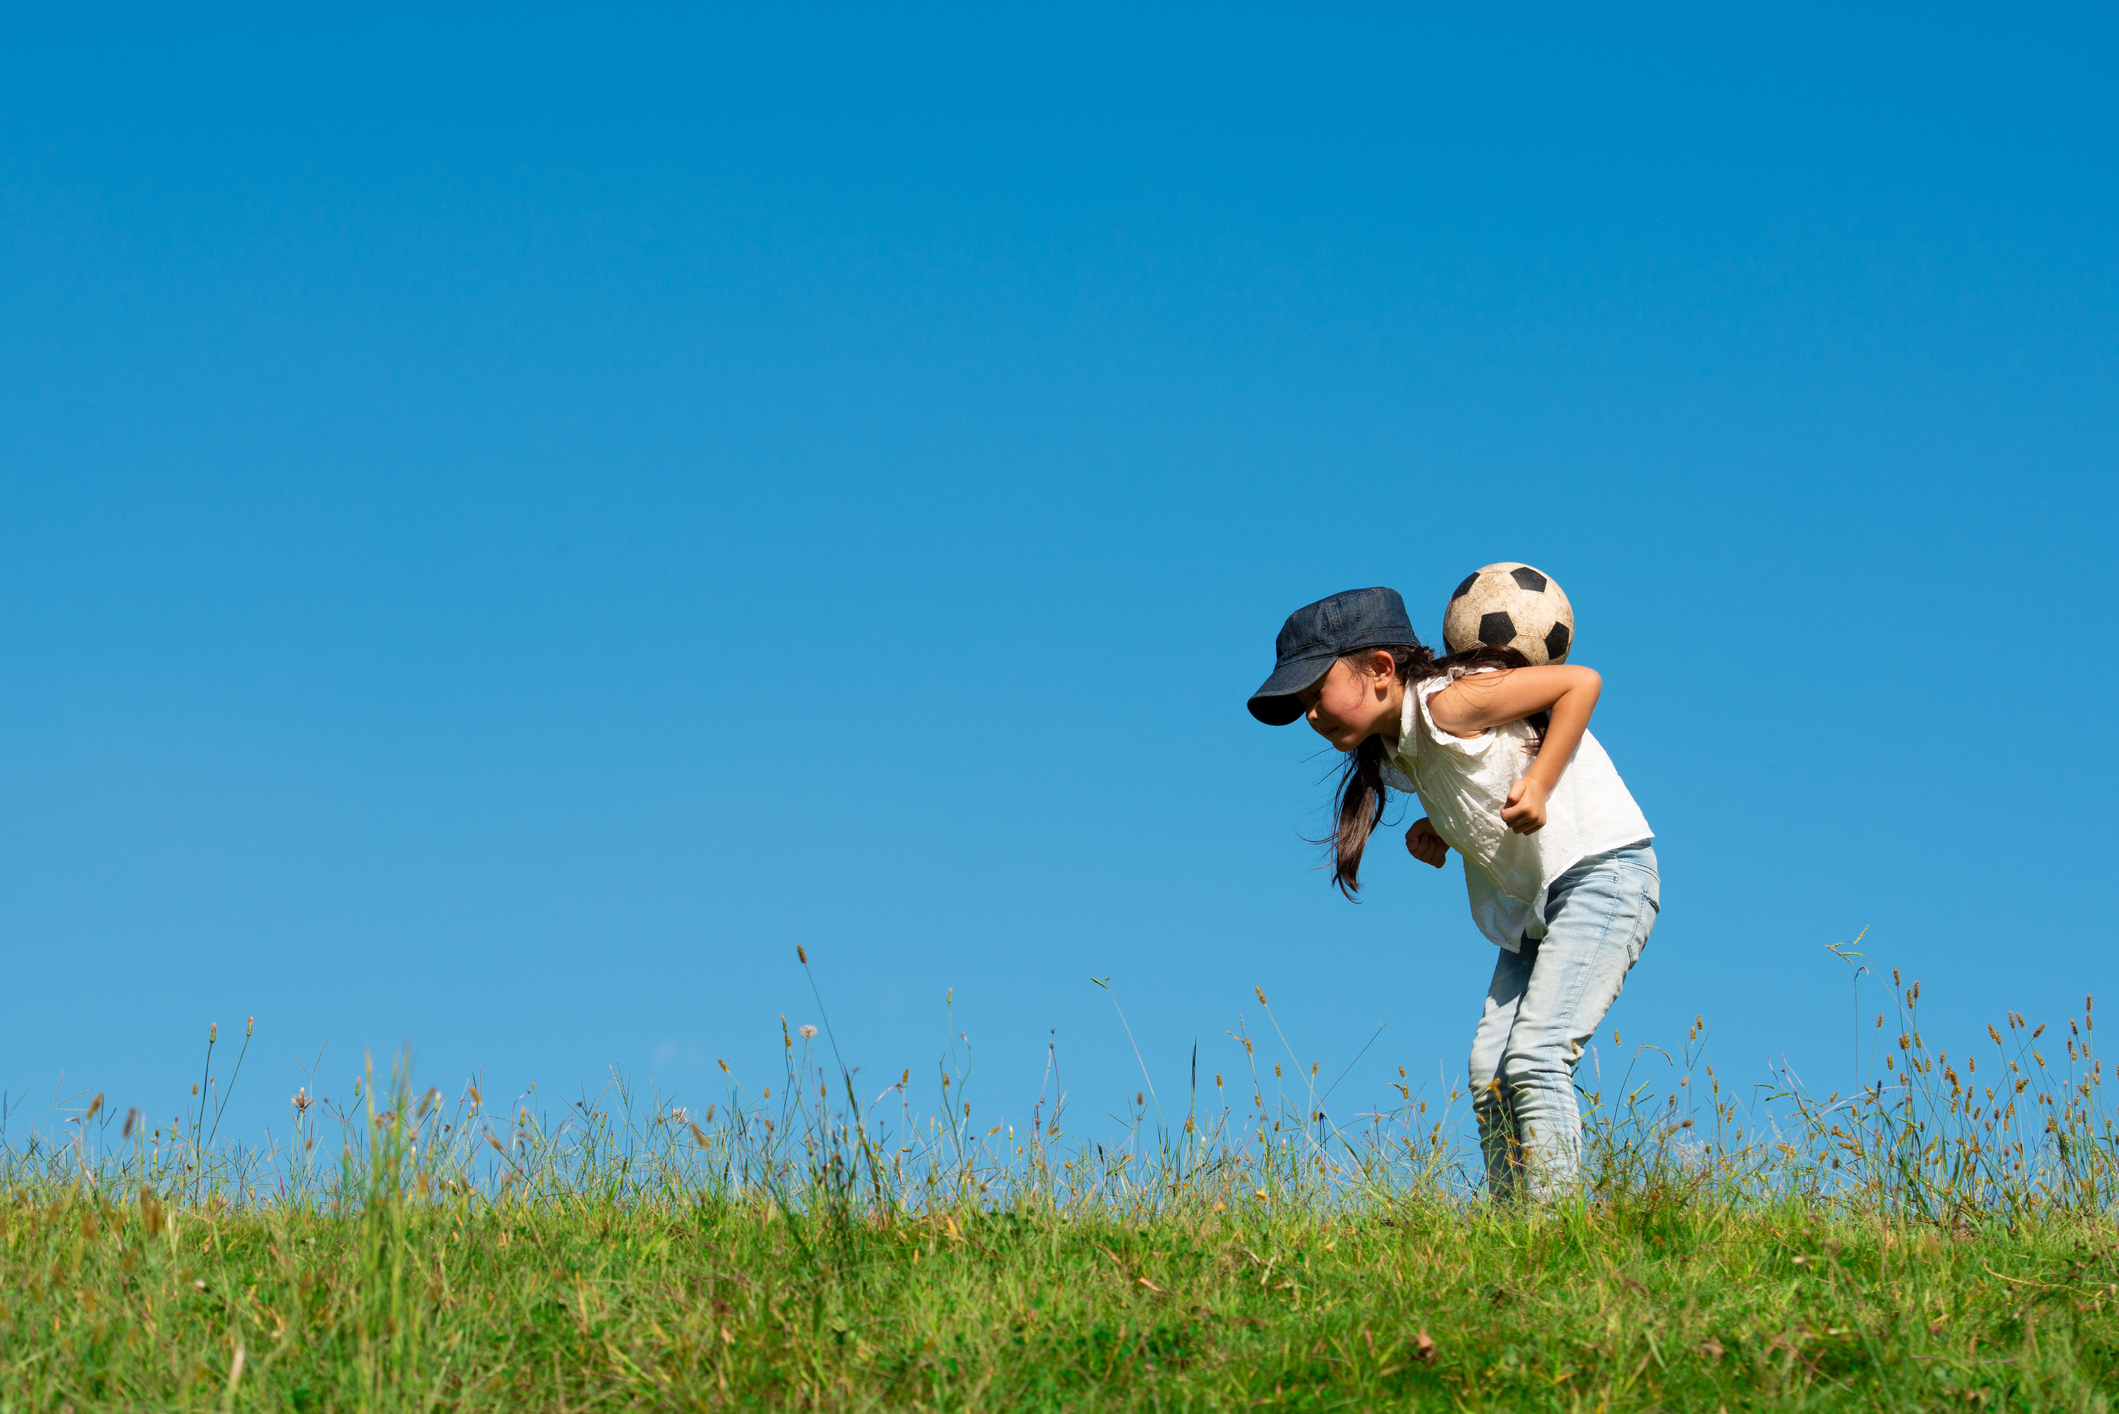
{"left": 1468, "top": 944, "right": 1536, "bottom": 1200}
{"left": 1499, "top": 845, "right": 1659, "bottom": 1199}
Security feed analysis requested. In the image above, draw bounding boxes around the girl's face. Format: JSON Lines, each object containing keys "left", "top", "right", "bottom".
{"left": 1299, "top": 655, "right": 1403, "bottom": 752}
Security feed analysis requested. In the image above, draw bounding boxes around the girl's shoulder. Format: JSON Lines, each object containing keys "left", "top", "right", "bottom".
{"left": 1417, "top": 663, "right": 1498, "bottom": 694}
{"left": 1407, "top": 666, "right": 1521, "bottom": 760}
{"left": 1411, "top": 664, "right": 1495, "bottom": 717}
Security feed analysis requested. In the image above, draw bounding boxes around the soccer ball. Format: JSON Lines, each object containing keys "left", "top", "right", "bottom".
{"left": 1442, "top": 563, "right": 1575, "bottom": 665}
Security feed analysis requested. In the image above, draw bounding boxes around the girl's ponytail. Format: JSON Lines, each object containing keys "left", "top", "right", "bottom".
{"left": 1329, "top": 734, "right": 1392, "bottom": 899}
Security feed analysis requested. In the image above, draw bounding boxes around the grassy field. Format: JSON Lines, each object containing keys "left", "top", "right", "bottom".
{"left": 5, "top": 1178, "right": 2118, "bottom": 1410}
{"left": 3, "top": 971, "right": 2117, "bottom": 1410}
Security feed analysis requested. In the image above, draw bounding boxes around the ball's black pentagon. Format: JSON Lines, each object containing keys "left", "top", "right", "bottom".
{"left": 1478, "top": 611, "right": 1516, "bottom": 647}
{"left": 1544, "top": 620, "right": 1571, "bottom": 662}
{"left": 1509, "top": 566, "right": 1548, "bottom": 593}
{"left": 1450, "top": 572, "right": 1479, "bottom": 601}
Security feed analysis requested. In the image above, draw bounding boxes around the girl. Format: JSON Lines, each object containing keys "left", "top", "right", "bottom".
{"left": 1247, "top": 585, "right": 1657, "bottom": 1200}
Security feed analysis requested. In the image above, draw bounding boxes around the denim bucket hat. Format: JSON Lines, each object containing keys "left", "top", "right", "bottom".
{"left": 1247, "top": 586, "right": 1423, "bottom": 726}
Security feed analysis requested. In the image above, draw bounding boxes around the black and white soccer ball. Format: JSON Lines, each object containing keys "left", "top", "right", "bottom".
{"left": 1442, "top": 563, "right": 1575, "bottom": 665}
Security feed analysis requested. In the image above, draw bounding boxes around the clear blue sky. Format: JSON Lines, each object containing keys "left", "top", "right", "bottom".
{"left": 3, "top": 3, "right": 2114, "bottom": 1148}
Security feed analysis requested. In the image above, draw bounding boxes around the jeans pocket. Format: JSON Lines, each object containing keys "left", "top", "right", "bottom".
{"left": 1611, "top": 860, "right": 1660, "bottom": 914}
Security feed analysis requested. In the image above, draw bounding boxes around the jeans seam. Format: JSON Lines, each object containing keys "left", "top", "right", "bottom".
{"left": 1510, "top": 880, "right": 1647, "bottom": 1080}
{"left": 1555, "top": 887, "right": 1628, "bottom": 1053}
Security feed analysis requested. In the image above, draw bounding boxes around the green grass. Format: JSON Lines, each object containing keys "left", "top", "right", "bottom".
{"left": 5, "top": 1184, "right": 2118, "bottom": 1410}
{"left": 3, "top": 968, "right": 2117, "bottom": 1410}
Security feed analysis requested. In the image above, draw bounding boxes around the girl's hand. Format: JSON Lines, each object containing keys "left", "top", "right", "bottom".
{"left": 1501, "top": 777, "right": 1549, "bottom": 834}
{"left": 1405, "top": 817, "right": 1449, "bottom": 868}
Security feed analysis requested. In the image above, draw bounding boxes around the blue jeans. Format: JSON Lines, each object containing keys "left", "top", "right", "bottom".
{"left": 1468, "top": 842, "right": 1659, "bottom": 1200}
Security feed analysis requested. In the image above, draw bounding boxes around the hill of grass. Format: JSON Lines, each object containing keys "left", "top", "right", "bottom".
{"left": 3, "top": 973, "right": 2115, "bottom": 1409}
{"left": 5, "top": 1182, "right": 2118, "bottom": 1410}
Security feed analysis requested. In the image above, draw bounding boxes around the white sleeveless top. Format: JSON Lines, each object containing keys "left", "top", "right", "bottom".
{"left": 1380, "top": 668, "right": 1652, "bottom": 951}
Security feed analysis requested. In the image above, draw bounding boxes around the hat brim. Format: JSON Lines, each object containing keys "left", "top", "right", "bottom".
{"left": 1246, "top": 652, "right": 1337, "bottom": 726}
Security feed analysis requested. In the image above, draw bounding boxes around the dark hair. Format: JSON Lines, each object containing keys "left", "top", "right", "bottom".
{"left": 1322, "top": 643, "right": 1540, "bottom": 899}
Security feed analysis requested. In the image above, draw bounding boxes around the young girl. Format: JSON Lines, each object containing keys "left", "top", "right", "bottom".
{"left": 1247, "top": 585, "right": 1657, "bottom": 1199}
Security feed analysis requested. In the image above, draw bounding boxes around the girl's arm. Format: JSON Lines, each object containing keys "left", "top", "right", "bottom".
{"left": 1426, "top": 665, "right": 1602, "bottom": 834}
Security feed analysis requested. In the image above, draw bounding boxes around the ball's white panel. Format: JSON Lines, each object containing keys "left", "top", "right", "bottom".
{"left": 1441, "top": 562, "right": 1575, "bottom": 664}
